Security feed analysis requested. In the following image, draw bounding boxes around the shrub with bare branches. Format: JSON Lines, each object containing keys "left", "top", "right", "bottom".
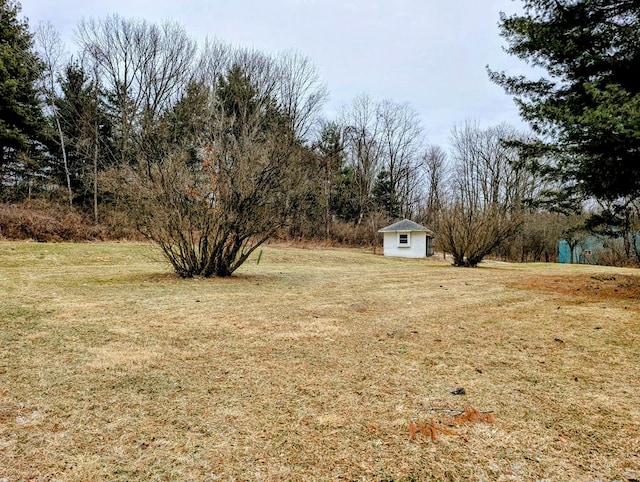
{"left": 119, "top": 64, "right": 302, "bottom": 277}
{"left": 439, "top": 122, "right": 531, "bottom": 267}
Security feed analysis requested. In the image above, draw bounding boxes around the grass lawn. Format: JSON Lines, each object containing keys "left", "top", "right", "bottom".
{"left": 1, "top": 241, "right": 639, "bottom": 481}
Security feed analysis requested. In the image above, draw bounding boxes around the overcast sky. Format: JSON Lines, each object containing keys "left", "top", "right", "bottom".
{"left": 20, "top": 0, "right": 532, "bottom": 149}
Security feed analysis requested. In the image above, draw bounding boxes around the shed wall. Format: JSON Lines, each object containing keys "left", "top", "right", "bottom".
{"left": 383, "top": 232, "right": 428, "bottom": 258}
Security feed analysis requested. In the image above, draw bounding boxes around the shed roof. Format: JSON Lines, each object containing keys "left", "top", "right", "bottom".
{"left": 378, "top": 219, "right": 434, "bottom": 235}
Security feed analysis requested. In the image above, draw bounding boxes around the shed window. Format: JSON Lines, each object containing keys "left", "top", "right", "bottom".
{"left": 398, "top": 232, "right": 410, "bottom": 247}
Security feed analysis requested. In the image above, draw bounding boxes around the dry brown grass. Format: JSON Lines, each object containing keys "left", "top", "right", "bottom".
{"left": 0, "top": 242, "right": 639, "bottom": 481}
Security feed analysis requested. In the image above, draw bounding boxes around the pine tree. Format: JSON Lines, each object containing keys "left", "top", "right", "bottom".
{"left": 53, "top": 62, "right": 112, "bottom": 211}
{"left": 0, "top": 0, "right": 45, "bottom": 192}
{"left": 315, "top": 122, "right": 345, "bottom": 237}
{"left": 490, "top": 0, "right": 640, "bottom": 206}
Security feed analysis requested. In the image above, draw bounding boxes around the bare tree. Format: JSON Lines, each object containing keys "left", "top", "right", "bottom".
{"left": 137, "top": 21, "right": 196, "bottom": 117}
{"left": 76, "top": 15, "right": 197, "bottom": 165}
{"left": 422, "top": 144, "right": 446, "bottom": 228}
{"left": 76, "top": 15, "right": 140, "bottom": 164}
{"left": 341, "top": 94, "right": 383, "bottom": 223}
{"left": 198, "top": 45, "right": 328, "bottom": 143}
{"left": 196, "top": 37, "right": 232, "bottom": 87}
{"left": 339, "top": 95, "right": 427, "bottom": 223}
{"left": 440, "top": 121, "right": 529, "bottom": 267}
{"left": 88, "top": 62, "right": 101, "bottom": 222}
{"left": 376, "top": 99, "right": 425, "bottom": 218}
{"left": 275, "top": 50, "right": 328, "bottom": 141}
{"left": 35, "top": 22, "right": 72, "bottom": 205}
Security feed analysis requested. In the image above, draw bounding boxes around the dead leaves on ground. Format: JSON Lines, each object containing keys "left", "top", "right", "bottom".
{"left": 408, "top": 406, "right": 495, "bottom": 442}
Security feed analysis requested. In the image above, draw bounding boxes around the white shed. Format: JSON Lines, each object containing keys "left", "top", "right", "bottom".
{"left": 378, "top": 219, "right": 435, "bottom": 258}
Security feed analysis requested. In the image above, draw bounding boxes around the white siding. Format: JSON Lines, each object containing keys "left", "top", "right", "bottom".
{"left": 382, "top": 232, "right": 427, "bottom": 258}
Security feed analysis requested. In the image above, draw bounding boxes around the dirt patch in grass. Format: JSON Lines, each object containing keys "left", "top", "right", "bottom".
{"left": 508, "top": 271, "right": 640, "bottom": 303}
{"left": 1, "top": 242, "right": 639, "bottom": 480}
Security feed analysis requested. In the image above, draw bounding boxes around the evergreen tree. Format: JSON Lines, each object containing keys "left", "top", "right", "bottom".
{"left": 161, "top": 80, "right": 211, "bottom": 150}
{"left": 314, "top": 122, "right": 345, "bottom": 237}
{"left": 372, "top": 169, "right": 399, "bottom": 219}
{"left": 332, "top": 165, "right": 360, "bottom": 223}
{"left": 54, "top": 62, "right": 112, "bottom": 210}
{"left": 0, "top": 0, "right": 45, "bottom": 192}
{"left": 490, "top": 0, "right": 640, "bottom": 206}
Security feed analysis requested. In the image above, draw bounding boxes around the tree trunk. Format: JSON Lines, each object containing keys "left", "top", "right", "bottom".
{"left": 54, "top": 112, "right": 72, "bottom": 206}
{"left": 324, "top": 163, "right": 331, "bottom": 240}
{"left": 568, "top": 241, "right": 576, "bottom": 264}
{"left": 93, "top": 120, "right": 99, "bottom": 222}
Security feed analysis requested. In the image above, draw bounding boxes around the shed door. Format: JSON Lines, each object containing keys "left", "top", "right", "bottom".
{"left": 426, "top": 237, "right": 434, "bottom": 256}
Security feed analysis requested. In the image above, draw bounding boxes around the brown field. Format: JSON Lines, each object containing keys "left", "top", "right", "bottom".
{"left": 0, "top": 241, "right": 639, "bottom": 481}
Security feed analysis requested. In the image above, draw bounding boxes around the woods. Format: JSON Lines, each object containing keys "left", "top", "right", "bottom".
{"left": 2, "top": 0, "right": 640, "bottom": 273}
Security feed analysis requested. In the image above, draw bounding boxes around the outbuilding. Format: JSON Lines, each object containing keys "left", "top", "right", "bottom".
{"left": 378, "top": 219, "right": 435, "bottom": 258}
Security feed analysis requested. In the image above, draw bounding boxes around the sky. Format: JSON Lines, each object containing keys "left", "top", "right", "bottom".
{"left": 20, "top": 0, "right": 534, "bottom": 150}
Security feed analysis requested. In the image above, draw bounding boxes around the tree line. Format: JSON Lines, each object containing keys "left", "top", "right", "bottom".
{"left": 1, "top": 0, "right": 639, "bottom": 275}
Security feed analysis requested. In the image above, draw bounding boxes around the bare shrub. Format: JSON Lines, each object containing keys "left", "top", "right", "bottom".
{"left": 596, "top": 238, "right": 640, "bottom": 268}
{"left": 330, "top": 216, "right": 386, "bottom": 247}
{"left": 440, "top": 122, "right": 530, "bottom": 267}
{"left": 117, "top": 65, "right": 302, "bottom": 277}
{"left": 440, "top": 203, "right": 523, "bottom": 267}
